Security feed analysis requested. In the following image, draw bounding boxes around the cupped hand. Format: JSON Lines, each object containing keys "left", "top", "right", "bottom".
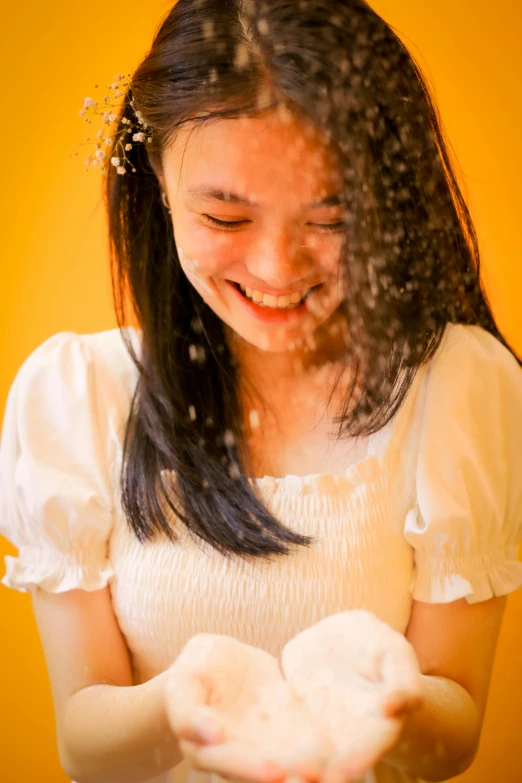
{"left": 164, "top": 633, "right": 331, "bottom": 783}
{"left": 281, "top": 610, "right": 424, "bottom": 783}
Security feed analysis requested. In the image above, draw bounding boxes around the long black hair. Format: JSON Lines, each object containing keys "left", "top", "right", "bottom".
{"left": 104, "top": 0, "right": 520, "bottom": 562}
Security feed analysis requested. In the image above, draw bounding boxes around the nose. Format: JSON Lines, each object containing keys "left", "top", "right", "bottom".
{"left": 246, "top": 226, "right": 315, "bottom": 291}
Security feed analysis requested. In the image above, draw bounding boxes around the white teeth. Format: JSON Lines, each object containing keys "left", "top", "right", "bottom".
{"left": 239, "top": 284, "right": 311, "bottom": 308}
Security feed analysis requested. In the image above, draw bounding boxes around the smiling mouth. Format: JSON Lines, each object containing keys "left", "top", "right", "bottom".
{"left": 230, "top": 281, "right": 323, "bottom": 305}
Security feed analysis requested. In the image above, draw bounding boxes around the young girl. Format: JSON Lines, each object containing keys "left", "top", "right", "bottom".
{"left": 1, "top": 1, "right": 521, "bottom": 783}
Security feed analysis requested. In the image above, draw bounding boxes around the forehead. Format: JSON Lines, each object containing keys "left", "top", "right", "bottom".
{"left": 163, "top": 108, "right": 343, "bottom": 202}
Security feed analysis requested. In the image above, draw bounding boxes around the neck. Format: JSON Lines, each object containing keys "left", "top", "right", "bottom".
{"left": 226, "top": 307, "right": 352, "bottom": 401}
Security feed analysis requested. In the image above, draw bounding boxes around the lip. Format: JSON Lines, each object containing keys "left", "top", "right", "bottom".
{"left": 230, "top": 282, "right": 320, "bottom": 298}
{"left": 225, "top": 280, "right": 321, "bottom": 324}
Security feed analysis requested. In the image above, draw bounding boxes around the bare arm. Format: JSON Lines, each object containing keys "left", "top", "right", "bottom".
{"left": 382, "top": 595, "right": 507, "bottom": 782}
{"left": 61, "top": 670, "right": 182, "bottom": 783}
{"left": 31, "top": 585, "right": 183, "bottom": 783}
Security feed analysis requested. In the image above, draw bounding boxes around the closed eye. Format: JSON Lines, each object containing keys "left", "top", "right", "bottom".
{"left": 202, "top": 215, "right": 346, "bottom": 233}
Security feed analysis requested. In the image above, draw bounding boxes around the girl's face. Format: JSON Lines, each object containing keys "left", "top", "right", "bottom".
{"left": 159, "top": 107, "right": 348, "bottom": 357}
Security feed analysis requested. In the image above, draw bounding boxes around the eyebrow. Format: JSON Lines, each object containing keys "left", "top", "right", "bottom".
{"left": 186, "top": 185, "right": 346, "bottom": 208}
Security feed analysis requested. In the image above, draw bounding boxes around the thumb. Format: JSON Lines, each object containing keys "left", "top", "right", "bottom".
{"left": 164, "top": 669, "right": 224, "bottom": 743}
{"left": 379, "top": 686, "right": 422, "bottom": 719}
{"left": 379, "top": 643, "right": 423, "bottom": 713}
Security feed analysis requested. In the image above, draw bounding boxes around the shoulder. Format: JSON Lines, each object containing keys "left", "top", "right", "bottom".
{"left": 430, "top": 322, "right": 521, "bottom": 376}
{"left": 11, "top": 326, "right": 141, "bottom": 406}
{"left": 404, "top": 323, "right": 522, "bottom": 604}
{"left": 417, "top": 322, "right": 522, "bottom": 414}
{"left": 0, "top": 327, "right": 142, "bottom": 594}
{"left": 417, "top": 322, "right": 522, "bottom": 432}
{"left": 3, "top": 327, "right": 143, "bottom": 457}
{"left": 78, "top": 326, "right": 142, "bottom": 408}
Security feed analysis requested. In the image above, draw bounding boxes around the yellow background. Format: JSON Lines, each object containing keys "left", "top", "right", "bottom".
{"left": 1, "top": 1, "right": 521, "bottom": 781}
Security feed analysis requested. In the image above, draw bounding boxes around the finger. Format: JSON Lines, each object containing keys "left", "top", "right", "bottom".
{"left": 187, "top": 705, "right": 226, "bottom": 743}
{"left": 380, "top": 686, "right": 422, "bottom": 719}
{"left": 193, "top": 741, "right": 287, "bottom": 783}
{"left": 322, "top": 753, "right": 369, "bottom": 783}
{"left": 379, "top": 647, "right": 423, "bottom": 719}
{"left": 292, "top": 762, "right": 324, "bottom": 783}
{"left": 324, "top": 717, "right": 401, "bottom": 783}
{"left": 380, "top": 644, "right": 422, "bottom": 701}
{"left": 322, "top": 741, "right": 386, "bottom": 783}
{"left": 165, "top": 671, "right": 224, "bottom": 743}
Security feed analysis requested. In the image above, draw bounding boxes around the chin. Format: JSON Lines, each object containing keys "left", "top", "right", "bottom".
{"left": 231, "top": 327, "right": 295, "bottom": 352}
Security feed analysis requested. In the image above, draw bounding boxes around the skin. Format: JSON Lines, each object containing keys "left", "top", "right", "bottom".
{"left": 164, "top": 615, "right": 424, "bottom": 783}
{"left": 153, "top": 107, "right": 509, "bottom": 783}
{"left": 24, "top": 104, "right": 509, "bottom": 783}
{"left": 157, "top": 106, "right": 351, "bottom": 394}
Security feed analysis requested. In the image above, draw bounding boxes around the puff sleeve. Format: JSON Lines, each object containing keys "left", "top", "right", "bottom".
{"left": 404, "top": 324, "right": 522, "bottom": 604}
{"left": 0, "top": 332, "right": 117, "bottom": 593}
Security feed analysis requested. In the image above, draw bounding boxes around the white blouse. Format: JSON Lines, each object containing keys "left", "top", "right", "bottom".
{"left": 1, "top": 322, "right": 522, "bottom": 783}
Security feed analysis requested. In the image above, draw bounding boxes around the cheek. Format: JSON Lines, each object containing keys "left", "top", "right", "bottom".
{"left": 176, "top": 223, "right": 240, "bottom": 278}
{"left": 306, "top": 234, "right": 343, "bottom": 275}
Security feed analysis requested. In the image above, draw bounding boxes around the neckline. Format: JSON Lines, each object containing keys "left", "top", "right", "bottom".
{"left": 247, "top": 433, "right": 384, "bottom": 495}
{"left": 246, "top": 359, "right": 429, "bottom": 495}
{"left": 126, "top": 325, "right": 430, "bottom": 495}
{"left": 249, "top": 433, "right": 373, "bottom": 483}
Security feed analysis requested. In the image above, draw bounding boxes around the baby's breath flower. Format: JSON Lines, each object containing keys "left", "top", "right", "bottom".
{"left": 71, "top": 71, "right": 150, "bottom": 176}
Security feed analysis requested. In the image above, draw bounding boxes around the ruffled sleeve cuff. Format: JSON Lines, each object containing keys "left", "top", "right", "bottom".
{"left": 2, "top": 547, "right": 115, "bottom": 594}
{"left": 410, "top": 543, "right": 522, "bottom": 604}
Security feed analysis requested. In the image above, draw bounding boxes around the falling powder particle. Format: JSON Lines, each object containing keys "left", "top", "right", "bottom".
{"left": 223, "top": 429, "right": 236, "bottom": 447}
{"left": 188, "top": 405, "right": 197, "bottom": 421}
{"left": 189, "top": 344, "right": 206, "bottom": 363}
{"left": 229, "top": 463, "right": 241, "bottom": 480}
{"left": 234, "top": 42, "right": 250, "bottom": 69}
{"left": 249, "top": 409, "right": 260, "bottom": 429}
{"left": 202, "top": 20, "right": 215, "bottom": 39}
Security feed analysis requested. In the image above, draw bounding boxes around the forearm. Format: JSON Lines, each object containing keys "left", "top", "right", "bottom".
{"left": 382, "top": 674, "right": 481, "bottom": 782}
{"left": 61, "top": 668, "right": 183, "bottom": 783}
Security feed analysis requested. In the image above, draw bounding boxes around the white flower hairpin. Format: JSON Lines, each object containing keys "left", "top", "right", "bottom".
{"left": 68, "top": 73, "right": 152, "bottom": 175}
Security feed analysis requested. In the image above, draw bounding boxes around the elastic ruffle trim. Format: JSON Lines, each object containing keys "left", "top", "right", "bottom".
{"left": 246, "top": 455, "right": 382, "bottom": 497}
{"left": 1, "top": 551, "right": 115, "bottom": 594}
{"left": 161, "top": 456, "right": 382, "bottom": 499}
{"left": 410, "top": 544, "right": 522, "bottom": 604}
